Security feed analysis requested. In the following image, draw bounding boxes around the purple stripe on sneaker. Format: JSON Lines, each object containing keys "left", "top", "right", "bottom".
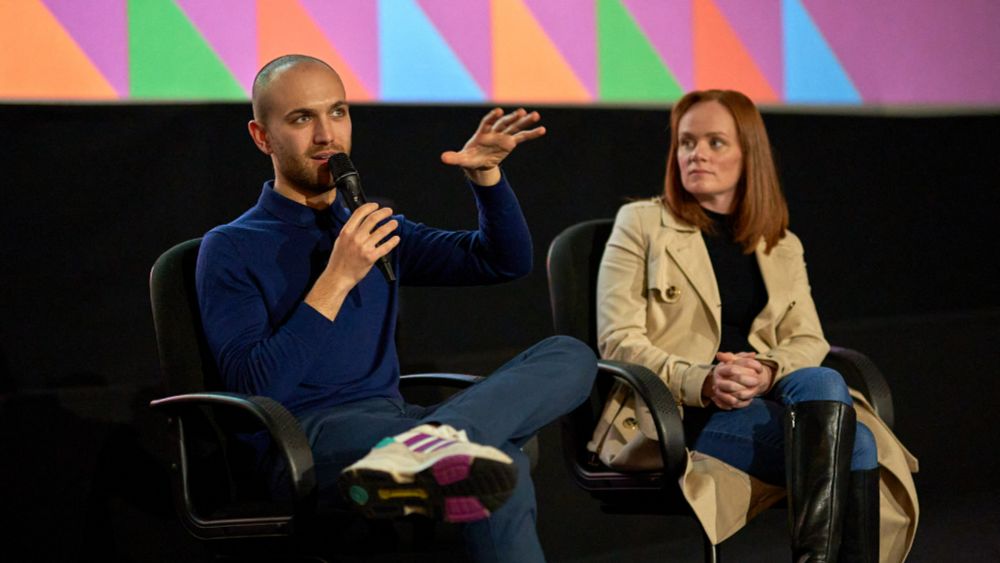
{"left": 413, "top": 437, "right": 445, "bottom": 452}
{"left": 403, "top": 433, "right": 431, "bottom": 447}
{"left": 444, "top": 496, "right": 490, "bottom": 523}
{"left": 426, "top": 440, "right": 457, "bottom": 452}
{"left": 432, "top": 455, "right": 472, "bottom": 485}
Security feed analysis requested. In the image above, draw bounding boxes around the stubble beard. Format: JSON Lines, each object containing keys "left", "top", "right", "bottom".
{"left": 280, "top": 155, "right": 332, "bottom": 195}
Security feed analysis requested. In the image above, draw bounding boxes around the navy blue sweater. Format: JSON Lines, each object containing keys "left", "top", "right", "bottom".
{"left": 196, "top": 176, "right": 532, "bottom": 416}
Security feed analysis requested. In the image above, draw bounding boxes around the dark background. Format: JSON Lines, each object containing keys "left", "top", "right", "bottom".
{"left": 1, "top": 102, "right": 998, "bottom": 561}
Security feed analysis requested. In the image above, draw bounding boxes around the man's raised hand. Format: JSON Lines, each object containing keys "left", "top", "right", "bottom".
{"left": 440, "top": 108, "right": 546, "bottom": 186}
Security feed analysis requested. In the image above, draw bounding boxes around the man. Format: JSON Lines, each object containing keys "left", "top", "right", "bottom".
{"left": 196, "top": 54, "right": 596, "bottom": 562}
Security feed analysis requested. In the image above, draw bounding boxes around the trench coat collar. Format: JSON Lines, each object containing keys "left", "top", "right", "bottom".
{"left": 659, "top": 203, "right": 698, "bottom": 232}
{"left": 658, "top": 205, "right": 721, "bottom": 331}
{"left": 657, "top": 205, "right": 798, "bottom": 348}
{"left": 747, "top": 236, "right": 797, "bottom": 350}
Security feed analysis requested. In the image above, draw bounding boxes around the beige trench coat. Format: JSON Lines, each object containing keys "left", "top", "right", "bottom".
{"left": 588, "top": 200, "right": 919, "bottom": 562}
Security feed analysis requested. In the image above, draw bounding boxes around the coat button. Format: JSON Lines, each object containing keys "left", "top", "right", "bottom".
{"left": 665, "top": 286, "right": 681, "bottom": 302}
{"left": 623, "top": 417, "right": 639, "bottom": 430}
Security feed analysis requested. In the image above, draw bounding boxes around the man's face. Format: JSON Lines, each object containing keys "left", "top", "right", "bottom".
{"left": 251, "top": 62, "right": 353, "bottom": 194}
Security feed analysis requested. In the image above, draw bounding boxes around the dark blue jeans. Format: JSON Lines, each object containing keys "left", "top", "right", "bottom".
{"left": 689, "top": 367, "right": 878, "bottom": 485}
{"left": 297, "top": 335, "right": 597, "bottom": 563}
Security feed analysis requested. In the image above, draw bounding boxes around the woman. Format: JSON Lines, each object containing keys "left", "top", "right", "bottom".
{"left": 588, "top": 90, "right": 918, "bottom": 562}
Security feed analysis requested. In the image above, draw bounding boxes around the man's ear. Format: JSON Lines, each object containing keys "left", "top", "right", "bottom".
{"left": 248, "top": 119, "right": 272, "bottom": 155}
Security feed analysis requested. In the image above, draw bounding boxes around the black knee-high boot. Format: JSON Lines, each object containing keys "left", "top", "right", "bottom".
{"left": 785, "top": 401, "right": 855, "bottom": 562}
{"left": 838, "top": 468, "right": 880, "bottom": 562}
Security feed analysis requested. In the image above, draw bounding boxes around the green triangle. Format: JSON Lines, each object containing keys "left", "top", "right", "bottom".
{"left": 597, "top": 0, "right": 683, "bottom": 102}
{"left": 128, "top": 0, "right": 246, "bottom": 99}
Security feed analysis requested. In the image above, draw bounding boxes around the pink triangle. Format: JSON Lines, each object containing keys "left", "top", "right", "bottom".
{"left": 621, "top": 0, "right": 693, "bottom": 91}
{"left": 175, "top": 0, "right": 256, "bottom": 94}
{"left": 299, "top": 0, "right": 379, "bottom": 96}
{"left": 417, "top": 0, "right": 491, "bottom": 95}
{"left": 523, "top": 0, "right": 595, "bottom": 97}
{"left": 41, "top": 0, "right": 127, "bottom": 96}
{"left": 803, "top": 0, "right": 1000, "bottom": 104}
{"left": 713, "top": 0, "right": 781, "bottom": 95}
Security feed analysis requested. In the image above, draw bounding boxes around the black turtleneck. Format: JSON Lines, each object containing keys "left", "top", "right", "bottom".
{"left": 701, "top": 208, "right": 768, "bottom": 354}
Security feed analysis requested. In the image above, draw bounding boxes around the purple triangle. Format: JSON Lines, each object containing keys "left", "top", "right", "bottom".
{"left": 300, "top": 0, "right": 379, "bottom": 96}
{"left": 417, "top": 0, "right": 491, "bottom": 96}
{"left": 714, "top": 0, "right": 781, "bottom": 95}
{"left": 41, "top": 0, "right": 126, "bottom": 96}
{"left": 622, "top": 0, "right": 693, "bottom": 91}
{"left": 175, "top": 0, "right": 256, "bottom": 94}
{"left": 523, "top": 0, "right": 595, "bottom": 96}
{"left": 803, "top": 0, "right": 1000, "bottom": 104}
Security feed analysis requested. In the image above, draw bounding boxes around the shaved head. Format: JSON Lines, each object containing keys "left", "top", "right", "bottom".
{"left": 246, "top": 54, "right": 352, "bottom": 200}
{"left": 251, "top": 54, "right": 337, "bottom": 123}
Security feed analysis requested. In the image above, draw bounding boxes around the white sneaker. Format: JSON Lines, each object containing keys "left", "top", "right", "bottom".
{"left": 338, "top": 424, "right": 516, "bottom": 523}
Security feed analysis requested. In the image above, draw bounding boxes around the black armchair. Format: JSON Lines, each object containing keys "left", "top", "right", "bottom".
{"left": 148, "top": 238, "right": 489, "bottom": 560}
{"left": 545, "top": 219, "right": 895, "bottom": 563}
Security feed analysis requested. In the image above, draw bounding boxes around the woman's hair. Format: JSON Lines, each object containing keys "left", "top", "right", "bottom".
{"left": 663, "top": 89, "right": 788, "bottom": 253}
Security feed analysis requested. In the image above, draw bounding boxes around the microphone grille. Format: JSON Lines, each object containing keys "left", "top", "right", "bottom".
{"left": 328, "top": 152, "right": 356, "bottom": 178}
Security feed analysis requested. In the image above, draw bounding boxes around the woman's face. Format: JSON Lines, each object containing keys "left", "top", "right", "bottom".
{"left": 676, "top": 100, "right": 743, "bottom": 214}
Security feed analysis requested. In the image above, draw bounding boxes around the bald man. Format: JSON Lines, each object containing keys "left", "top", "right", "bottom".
{"left": 195, "top": 54, "right": 596, "bottom": 562}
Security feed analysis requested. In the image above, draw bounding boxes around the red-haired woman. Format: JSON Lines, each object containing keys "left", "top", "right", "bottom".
{"left": 589, "top": 90, "right": 918, "bottom": 562}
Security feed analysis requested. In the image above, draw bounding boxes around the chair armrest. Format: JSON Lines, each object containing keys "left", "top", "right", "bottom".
{"left": 597, "top": 360, "right": 688, "bottom": 480}
{"left": 822, "top": 346, "right": 895, "bottom": 429}
{"left": 150, "top": 392, "right": 316, "bottom": 520}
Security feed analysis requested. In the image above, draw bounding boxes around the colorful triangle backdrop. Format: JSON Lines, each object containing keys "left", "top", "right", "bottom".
{"left": 0, "top": 0, "right": 996, "bottom": 104}
{"left": 0, "top": 0, "right": 117, "bottom": 100}
{"left": 694, "top": 0, "right": 778, "bottom": 102}
{"left": 379, "top": 0, "right": 484, "bottom": 101}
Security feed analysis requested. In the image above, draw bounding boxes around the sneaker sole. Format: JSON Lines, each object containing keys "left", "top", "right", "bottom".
{"left": 338, "top": 454, "right": 517, "bottom": 523}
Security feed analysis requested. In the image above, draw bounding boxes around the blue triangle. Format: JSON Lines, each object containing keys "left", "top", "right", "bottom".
{"left": 782, "top": 0, "right": 860, "bottom": 104}
{"left": 378, "top": 0, "right": 485, "bottom": 101}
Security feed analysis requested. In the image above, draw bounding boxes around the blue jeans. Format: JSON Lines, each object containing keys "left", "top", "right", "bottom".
{"left": 296, "top": 335, "right": 597, "bottom": 563}
{"left": 689, "top": 367, "right": 878, "bottom": 485}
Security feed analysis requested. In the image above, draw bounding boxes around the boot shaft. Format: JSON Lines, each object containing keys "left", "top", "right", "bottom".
{"left": 784, "top": 400, "right": 857, "bottom": 562}
{"left": 838, "top": 468, "right": 880, "bottom": 563}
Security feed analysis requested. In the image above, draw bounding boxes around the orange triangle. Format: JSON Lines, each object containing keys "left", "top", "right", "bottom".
{"left": 492, "top": 0, "right": 591, "bottom": 103}
{"left": 257, "top": 0, "right": 372, "bottom": 100}
{"left": 693, "top": 0, "right": 778, "bottom": 102}
{"left": 0, "top": 0, "right": 117, "bottom": 100}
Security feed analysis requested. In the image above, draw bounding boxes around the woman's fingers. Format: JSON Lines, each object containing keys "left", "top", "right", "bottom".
{"left": 715, "top": 363, "right": 763, "bottom": 387}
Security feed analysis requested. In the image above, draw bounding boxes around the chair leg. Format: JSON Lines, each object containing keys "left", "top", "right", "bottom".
{"left": 702, "top": 529, "right": 720, "bottom": 563}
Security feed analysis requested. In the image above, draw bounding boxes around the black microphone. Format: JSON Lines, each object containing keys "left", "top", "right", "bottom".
{"left": 328, "top": 153, "right": 396, "bottom": 283}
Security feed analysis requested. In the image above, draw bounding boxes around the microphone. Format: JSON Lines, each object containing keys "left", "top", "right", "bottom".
{"left": 327, "top": 153, "right": 396, "bottom": 283}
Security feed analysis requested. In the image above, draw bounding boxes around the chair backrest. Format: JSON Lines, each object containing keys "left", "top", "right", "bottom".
{"left": 548, "top": 219, "right": 703, "bottom": 509}
{"left": 546, "top": 220, "right": 621, "bottom": 473}
{"left": 149, "top": 238, "right": 222, "bottom": 395}
{"left": 150, "top": 238, "right": 288, "bottom": 524}
{"left": 546, "top": 219, "right": 614, "bottom": 352}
